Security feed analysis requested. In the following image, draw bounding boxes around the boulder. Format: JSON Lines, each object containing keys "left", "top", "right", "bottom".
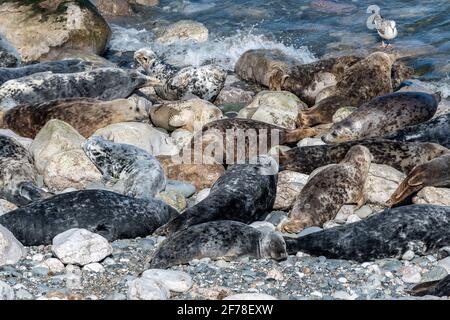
{"left": 156, "top": 20, "right": 208, "bottom": 44}
{"left": 0, "top": 281, "right": 14, "bottom": 300}
{"left": 0, "top": 224, "right": 26, "bottom": 266}
{"left": 93, "top": 0, "right": 133, "bottom": 16}
{"left": 364, "top": 164, "right": 406, "bottom": 206}
{"left": 93, "top": 122, "right": 179, "bottom": 156}
{"left": 127, "top": 277, "right": 170, "bottom": 300}
{"left": 156, "top": 190, "right": 187, "bottom": 212}
{"left": 52, "top": 228, "right": 113, "bottom": 266}
{"left": 238, "top": 91, "right": 307, "bottom": 129}
{"left": 0, "top": 0, "right": 111, "bottom": 62}
{"left": 413, "top": 187, "right": 450, "bottom": 206}
{"left": 274, "top": 171, "right": 309, "bottom": 210}
{"left": 142, "top": 269, "right": 193, "bottom": 293}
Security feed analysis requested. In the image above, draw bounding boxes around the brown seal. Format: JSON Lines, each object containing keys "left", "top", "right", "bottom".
{"left": 278, "top": 145, "right": 372, "bottom": 233}
{"left": 387, "top": 154, "right": 450, "bottom": 207}
{"left": 279, "top": 139, "right": 449, "bottom": 175}
{"left": 323, "top": 92, "right": 440, "bottom": 143}
{"left": 1, "top": 98, "right": 149, "bottom": 138}
{"left": 298, "top": 52, "right": 396, "bottom": 127}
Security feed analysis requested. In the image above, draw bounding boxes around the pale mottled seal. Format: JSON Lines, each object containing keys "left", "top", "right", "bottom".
{"left": 0, "top": 189, "right": 179, "bottom": 246}
{"left": 0, "top": 68, "right": 160, "bottom": 110}
{"left": 280, "top": 139, "right": 449, "bottom": 175}
{"left": 0, "top": 59, "right": 92, "bottom": 85}
{"left": 0, "top": 135, "right": 50, "bottom": 206}
{"left": 134, "top": 48, "right": 227, "bottom": 101}
{"left": 299, "top": 52, "right": 395, "bottom": 127}
{"left": 147, "top": 221, "right": 287, "bottom": 269}
{"left": 388, "top": 154, "right": 450, "bottom": 206}
{"left": 279, "top": 145, "right": 372, "bottom": 233}
{"left": 410, "top": 275, "right": 450, "bottom": 297}
{"left": 83, "top": 136, "right": 166, "bottom": 199}
{"left": 284, "top": 205, "right": 450, "bottom": 262}
{"left": 154, "top": 157, "right": 278, "bottom": 236}
{"left": 323, "top": 92, "right": 440, "bottom": 143}
{"left": 2, "top": 98, "right": 149, "bottom": 138}
{"left": 385, "top": 113, "right": 450, "bottom": 149}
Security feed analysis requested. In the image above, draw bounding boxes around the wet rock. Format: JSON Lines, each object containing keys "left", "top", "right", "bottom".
{"left": 142, "top": 269, "right": 193, "bottom": 293}
{"left": 52, "top": 229, "right": 113, "bottom": 266}
{"left": 364, "top": 164, "right": 405, "bottom": 206}
{"left": 238, "top": 91, "right": 307, "bottom": 129}
{"left": 0, "top": 225, "right": 25, "bottom": 266}
{"left": 274, "top": 171, "right": 309, "bottom": 210}
{"left": 156, "top": 20, "right": 209, "bottom": 44}
{"left": 93, "top": 122, "right": 179, "bottom": 156}
{"left": 127, "top": 277, "right": 170, "bottom": 300}
{"left": 0, "top": 0, "right": 111, "bottom": 63}
{"left": 413, "top": 187, "right": 450, "bottom": 206}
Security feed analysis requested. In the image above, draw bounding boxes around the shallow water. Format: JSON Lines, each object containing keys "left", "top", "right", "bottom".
{"left": 108, "top": 0, "right": 450, "bottom": 96}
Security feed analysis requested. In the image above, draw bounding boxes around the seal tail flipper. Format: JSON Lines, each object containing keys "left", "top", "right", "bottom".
{"left": 386, "top": 170, "right": 425, "bottom": 207}
{"left": 15, "top": 181, "right": 52, "bottom": 206}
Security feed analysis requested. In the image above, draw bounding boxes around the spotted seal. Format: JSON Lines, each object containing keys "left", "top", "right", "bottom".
{"left": 134, "top": 47, "right": 227, "bottom": 101}
{"left": 284, "top": 205, "right": 450, "bottom": 262}
{"left": 323, "top": 92, "right": 440, "bottom": 143}
{"left": 279, "top": 145, "right": 372, "bottom": 234}
{"left": 0, "top": 68, "right": 160, "bottom": 110}
{"left": 0, "top": 135, "right": 50, "bottom": 206}
{"left": 384, "top": 113, "right": 450, "bottom": 149}
{"left": 387, "top": 154, "right": 450, "bottom": 206}
{"left": 299, "top": 52, "right": 395, "bottom": 127}
{"left": 0, "top": 189, "right": 179, "bottom": 246}
{"left": 2, "top": 97, "right": 149, "bottom": 138}
{"left": 279, "top": 139, "right": 449, "bottom": 175}
{"left": 83, "top": 136, "right": 166, "bottom": 200}
{"left": 154, "top": 156, "right": 278, "bottom": 236}
{"left": 0, "top": 59, "right": 92, "bottom": 86}
{"left": 147, "top": 221, "right": 287, "bottom": 269}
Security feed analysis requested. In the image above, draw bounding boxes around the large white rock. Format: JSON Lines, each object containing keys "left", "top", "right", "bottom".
{"left": 413, "top": 187, "right": 450, "bottom": 206}
{"left": 238, "top": 91, "right": 307, "bottom": 129}
{"left": 38, "top": 258, "right": 65, "bottom": 274}
{"left": 156, "top": 20, "right": 208, "bottom": 44}
{"left": 142, "top": 269, "right": 193, "bottom": 293}
{"left": 127, "top": 277, "right": 170, "bottom": 300}
{"left": 0, "top": 225, "right": 25, "bottom": 266}
{"left": 0, "top": 280, "right": 14, "bottom": 300}
{"left": 364, "top": 164, "right": 406, "bottom": 206}
{"left": 93, "top": 122, "right": 179, "bottom": 156}
{"left": 273, "top": 171, "right": 309, "bottom": 210}
{"left": 223, "top": 293, "right": 277, "bottom": 300}
{"left": 51, "top": 229, "right": 113, "bottom": 266}
{"left": 171, "top": 129, "right": 194, "bottom": 149}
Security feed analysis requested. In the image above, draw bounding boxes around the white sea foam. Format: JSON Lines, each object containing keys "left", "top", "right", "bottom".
{"left": 422, "top": 77, "right": 450, "bottom": 99}
{"left": 109, "top": 24, "right": 317, "bottom": 71}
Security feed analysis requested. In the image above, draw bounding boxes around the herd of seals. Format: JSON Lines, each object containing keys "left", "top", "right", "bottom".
{"left": 1, "top": 42, "right": 450, "bottom": 297}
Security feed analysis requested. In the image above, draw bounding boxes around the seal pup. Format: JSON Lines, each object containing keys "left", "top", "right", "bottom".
{"left": 298, "top": 52, "right": 395, "bottom": 127}
{"left": 0, "top": 190, "right": 179, "bottom": 246}
{"left": 279, "top": 145, "right": 372, "bottom": 234}
{"left": 154, "top": 156, "right": 278, "bottom": 236}
{"left": 134, "top": 48, "right": 227, "bottom": 101}
{"left": 410, "top": 275, "right": 450, "bottom": 297}
{"left": 0, "top": 59, "right": 92, "bottom": 85}
{"left": 147, "top": 221, "right": 287, "bottom": 269}
{"left": 83, "top": 136, "right": 166, "bottom": 199}
{"left": 2, "top": 98, "right": 149, "bottom": 138}
{"left": 0, "top": 68, "right": 160, "bottom": 110}
{"left": 284, "top": 205, "right": 450, "bottom": 262}
{"left": 279, "top": 139, "right": 449, "bottom": 175}
{"left": 0, "top": 135, "right": 50, "bottom": 206}
{"left": 384, "top": 113, "right": 450, "bottom": 149}
{"left": 323, "top": 92, "right": 440, "bottom": 143}
{"left": 387, "top": 154, "right": 450, "bottom": 206}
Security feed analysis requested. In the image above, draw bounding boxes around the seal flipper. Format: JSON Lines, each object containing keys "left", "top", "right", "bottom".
{"left": 387, "top": 170, "right": 425, "bottom": 207}
{"left": 15, "top": 181, "right": 52, "bottom": 206}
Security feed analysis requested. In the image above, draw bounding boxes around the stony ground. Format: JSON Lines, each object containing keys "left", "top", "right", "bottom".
{"left": 1, "top": 232, "right": 450, "bottom": 300}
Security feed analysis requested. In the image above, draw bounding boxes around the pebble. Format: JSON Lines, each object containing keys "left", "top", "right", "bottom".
{"left": 142, "top": 269, "right": 193, "bottom": 293}
{"left": 332, "top": 290, "right": 357, "bottom": 300}
{"left": 127, "top": 277, "right": 170, "bottom": 300}
{"left": 400, "top": 266, "right": 422, "bottom": 284}
{"left": 0, "top": 280, "right": 14, "bottom": 300}
{"left": 82, "top": 263, "right": 105, "bottom": 273}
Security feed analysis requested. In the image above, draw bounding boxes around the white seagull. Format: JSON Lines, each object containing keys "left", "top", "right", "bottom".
{"left": 367, "top": 5, "right": 398, "bottom": 48}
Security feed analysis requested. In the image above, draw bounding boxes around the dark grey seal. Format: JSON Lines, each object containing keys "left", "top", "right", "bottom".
{"left": 0, "top": 189, "right": 179, "bottom": 246}
{"left": 0, "top": 135, "right": 50, "bottom": 206}
{"left": 0, "top": 59, "right": 92, "bottom": 85}
{"left": 0, "top": 68, "right": 160, "bottom": 110}
{"left": 154, "top": 156, "right": 278, "bottom": 236}
{"left": 147, "top": 221, "right": 287, "bottom": 269}
{"left": 410, "top": 275, "right": 450, "bottom": 297}
{"left": 279, "top": 139, "right": 449, "bottom": 175}
{"left": 385, "top": 113, "right": 450, "bottom": 149}
{"left": 284, "top": 205, "right": 450, "bottom": 262}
